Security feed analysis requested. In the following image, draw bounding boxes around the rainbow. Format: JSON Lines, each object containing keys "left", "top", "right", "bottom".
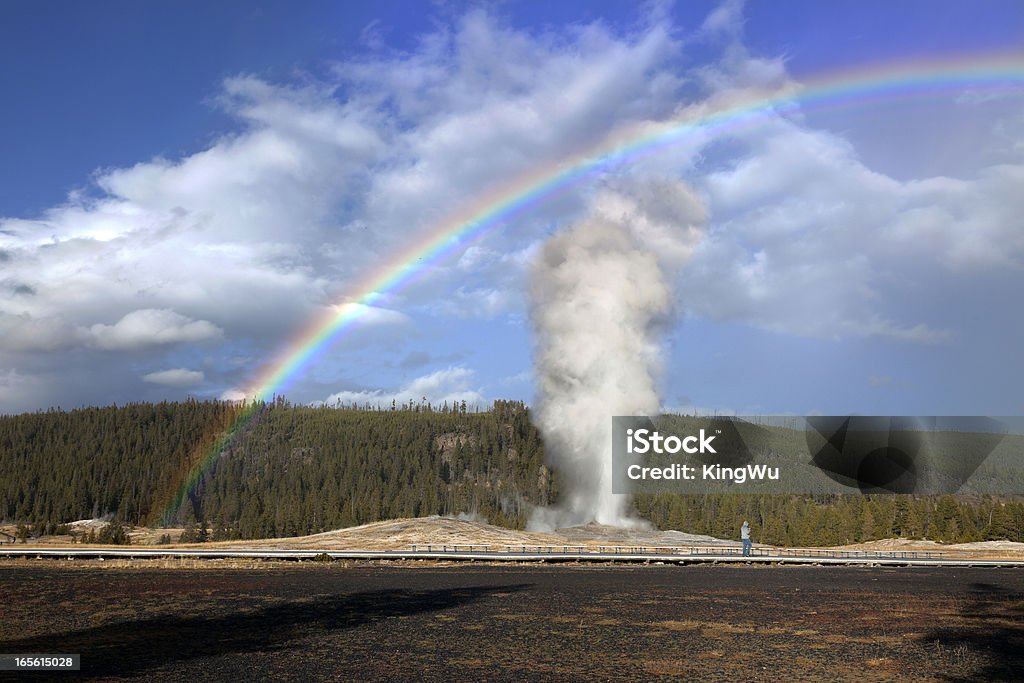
{"left": 155, "top": 52, "right": 1024, "bottom": 524}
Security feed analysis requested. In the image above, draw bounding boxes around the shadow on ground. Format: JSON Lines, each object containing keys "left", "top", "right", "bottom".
{"left": 0, "top": 583, "right": 532, "bottom": 678}
{"left": 926, "top": 581, "right": 1024, "bottom": 681}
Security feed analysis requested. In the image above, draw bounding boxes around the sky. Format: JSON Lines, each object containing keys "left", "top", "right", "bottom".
{"left": 1, "top": 0, "right": 1022, "bottom": 416}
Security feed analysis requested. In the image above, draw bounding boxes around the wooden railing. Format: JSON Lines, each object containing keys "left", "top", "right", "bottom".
{"left": 407, "top": 544, "right": 945, "bottom": 560}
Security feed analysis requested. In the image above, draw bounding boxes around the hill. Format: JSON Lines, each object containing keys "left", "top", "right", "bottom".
{"left": 2, "top": 399, "right": 1023, "bottom": 546}
{"left": 0, "top": 399, "right": 551, "bottom": 534}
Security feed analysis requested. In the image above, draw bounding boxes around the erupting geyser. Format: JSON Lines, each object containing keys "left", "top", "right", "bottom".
{"left": 528, "top": 180, "right": 706, "bottom": 530}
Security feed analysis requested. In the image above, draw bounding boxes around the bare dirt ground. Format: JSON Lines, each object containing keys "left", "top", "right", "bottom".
{"left": 0, "top": 562, "right": 1021, "bottom": 681}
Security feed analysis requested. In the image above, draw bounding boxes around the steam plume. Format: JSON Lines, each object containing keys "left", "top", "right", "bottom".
{"left": 528, "top": 180, "right": 706, "bottom": 529}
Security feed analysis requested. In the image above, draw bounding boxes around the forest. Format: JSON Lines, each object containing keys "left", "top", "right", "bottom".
{"left": 1, "top": 399, "right": 1022, "bottom": 544}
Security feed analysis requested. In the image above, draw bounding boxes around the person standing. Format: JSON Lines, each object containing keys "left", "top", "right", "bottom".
{"left": 741, "top": 520, "right": 752, "bottom": 557}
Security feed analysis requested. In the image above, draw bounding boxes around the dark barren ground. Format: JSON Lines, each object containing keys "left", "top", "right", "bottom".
{"left": 1, "top": 562, "right": 1022, "bottom": 681}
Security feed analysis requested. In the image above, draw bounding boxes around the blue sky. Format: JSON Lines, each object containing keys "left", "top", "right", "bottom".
{"left": 1, "top": 0, "right": 1022, "bottom": 415}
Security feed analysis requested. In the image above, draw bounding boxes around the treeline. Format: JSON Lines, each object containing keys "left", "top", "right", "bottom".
{"left": 634, "top": 493, "right": 1024, "bottom": 545}
{"left": 1, "top": 399, "right": 1023, "bottom": 545}
{"left": 0, "top": 399, "right": 553, "bottom": 537}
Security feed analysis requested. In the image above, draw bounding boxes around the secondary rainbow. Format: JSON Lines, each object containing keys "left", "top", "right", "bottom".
{"left": 155, "top": 52, "right": 1024, "bottom": 524}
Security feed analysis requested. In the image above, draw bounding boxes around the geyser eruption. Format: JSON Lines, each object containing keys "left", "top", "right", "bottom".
{"left": 528, "top": 180, "right": 706, "bottom": 529}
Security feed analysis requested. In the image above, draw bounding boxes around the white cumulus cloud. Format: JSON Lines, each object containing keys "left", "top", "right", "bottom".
{"left": 142, "top": 368, "right": 206, "bottom": 387}
{"left": 320, "top": 366, "right": 484, "bottom": 409}
{"left": 81, "top": 309, "right": 223, "bottom": 351}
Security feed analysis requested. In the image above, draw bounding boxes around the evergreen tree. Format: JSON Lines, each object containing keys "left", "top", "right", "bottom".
{"left": 1, "top": 400, "right": 1021, "bottom": 545}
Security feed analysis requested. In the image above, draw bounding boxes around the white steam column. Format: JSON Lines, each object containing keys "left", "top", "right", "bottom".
{"left": 528, "top": 180, "right": 706, "bottom": 529}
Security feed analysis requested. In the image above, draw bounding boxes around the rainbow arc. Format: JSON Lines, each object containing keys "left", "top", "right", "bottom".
{"left": 155, "top": 53, "right": 1024, "bottom": 523}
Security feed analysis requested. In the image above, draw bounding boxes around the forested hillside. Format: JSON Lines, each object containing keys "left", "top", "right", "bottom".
{"left": 0, "top": 399, "right": 553, "bottom": 537}
{"left": 1, "top": 399, "right": 1022, "bottom": 544}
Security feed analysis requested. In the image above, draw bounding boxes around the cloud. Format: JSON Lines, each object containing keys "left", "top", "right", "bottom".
{"left": 679, "top": 110, "right": 1023, "bottom": 342}
{"left": 320, "top": 366, "right": 484, "bottom": 408}
{"left": 398, "top": 350, "right": 467, "bottom": 370}
{"left": 0, "top": 8, "right": 697, "bottom": 412}
{"left": 82, "top": 309, "right": 223, "bottom": 351}
{"left": 0, "top": 369, "right": 53, "bottom": 414}
{"left": 1, "top": 3, "right": 1022, "bottom": 413}
{"left": 398, "top": 351, "right": 433, "bottom": 370}
{"left": 432, "top": 287, "right": 518, "bottom": 319}
{"left": 142, "top": 368, "right": 205, "bottom": 387}
{"left": 0, "top": 72, "right": 396, "bottom": 409}
{"left": 218, "top": 388, "right": 249, "bottom": 402}
{"left": 332, "top": 303, "right": 409, "bottom": 327}
{"left": 700, "top": 0, "right": 746, "bottom": 38}
{"left": 498, "top": 370, "right": 532, "bottom": 386}
{"left": 0, "top": 313, "right": 77, "bottom": 352}
{"left": 339, "top": 7, "right": 691, "bottom": 260}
